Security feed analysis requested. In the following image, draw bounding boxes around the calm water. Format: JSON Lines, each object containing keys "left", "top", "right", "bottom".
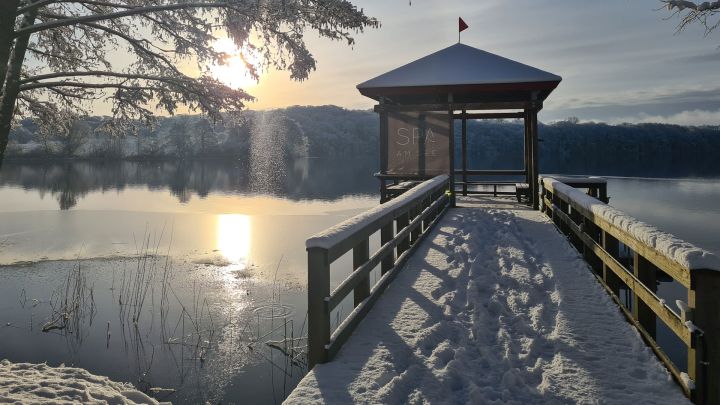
{"left": 0, "top": 159, "right": 380, "bottom": 404}
{"left": 1, "top": 160, "right": 719, "bottom": 403}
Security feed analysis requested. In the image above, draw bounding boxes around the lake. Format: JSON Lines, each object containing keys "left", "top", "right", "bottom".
{"left": 1, "top": 160, "right": 719, "bottom": 403}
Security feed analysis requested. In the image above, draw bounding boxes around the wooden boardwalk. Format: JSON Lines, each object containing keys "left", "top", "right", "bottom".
{"left": 285, "top": 197, "right": 688, "bottom": 404}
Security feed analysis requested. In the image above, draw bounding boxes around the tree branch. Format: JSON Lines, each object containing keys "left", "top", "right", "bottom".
{"left": 14, "top": 2, "right": 232, "bottom": 37}
{"left": 19, "top": 70, "right": 194, "bottom": 85}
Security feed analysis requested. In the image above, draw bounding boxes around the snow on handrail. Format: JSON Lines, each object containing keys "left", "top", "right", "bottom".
{"left": 306, "top": 175, "right": 449, "bottom": 251}
{"left": 543, "top": 177, "right": 720, "bottom": 271}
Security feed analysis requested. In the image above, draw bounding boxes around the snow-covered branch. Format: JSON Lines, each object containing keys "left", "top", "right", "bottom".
{"left": 662, "top": 0, "right": 720, "bottom": 35}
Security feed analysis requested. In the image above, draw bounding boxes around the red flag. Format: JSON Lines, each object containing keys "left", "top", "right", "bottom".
{"left": 459, "top": 17, "right": 469, "bottom": 32}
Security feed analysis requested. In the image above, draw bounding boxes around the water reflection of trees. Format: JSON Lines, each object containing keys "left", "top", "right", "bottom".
{"left": 0, "top": 158, "right": 379, "bottom": 210}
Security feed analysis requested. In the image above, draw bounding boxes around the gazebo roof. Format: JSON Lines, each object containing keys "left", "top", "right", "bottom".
{"left": 357, "top": 43, "right": 561, "bottom": 105}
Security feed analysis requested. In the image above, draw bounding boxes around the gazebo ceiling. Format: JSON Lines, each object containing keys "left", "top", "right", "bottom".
{"left": 357, "top": 43, "right": 561, "bottom": 105}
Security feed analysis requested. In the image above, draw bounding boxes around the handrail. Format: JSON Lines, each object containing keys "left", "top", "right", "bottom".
{"left": 306, "top": 175, "right": 451, "bottom": 369}
{"left": 540, "top": 177, "right": 720, "bottom": 405}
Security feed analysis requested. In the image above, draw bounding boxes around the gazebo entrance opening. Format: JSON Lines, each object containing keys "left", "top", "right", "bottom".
{"left": 357, "top": 43, "right": 561, "bottom": 209}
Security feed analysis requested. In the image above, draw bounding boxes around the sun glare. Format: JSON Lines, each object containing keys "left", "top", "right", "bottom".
{"left": 217, "top": 214, "right": 251, "bottom": 268}
{"left": 210, "top": 37, "right": 260, "bottom": 90}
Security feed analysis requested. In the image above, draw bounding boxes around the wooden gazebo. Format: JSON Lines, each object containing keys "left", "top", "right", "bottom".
{"left": 357, "top": 43, "right": 561, "bottom": 209}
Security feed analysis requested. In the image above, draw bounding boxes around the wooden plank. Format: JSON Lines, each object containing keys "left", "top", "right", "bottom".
{"left": 453, "top": 112, "right": 525, "bottom": 120}
{"left": 373, "top": 101, "right": 529, "bottom": 113}
{"left": 553, "top": 206, "right": 691, "bottom": 346}
{"left": 544, "top": 181, "right": 691, "bottom": 288}
{"left": 461, "top": 190, "right": 517, "bottom": 196}
{"left": 453, "top": 169, "right": 526, "bottom": 176}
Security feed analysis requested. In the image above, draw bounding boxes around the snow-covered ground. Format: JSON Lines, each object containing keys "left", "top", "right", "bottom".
{"left": 0, "top": 360, "right": 165, "bottom": 404}
{"left": 285, "top": 199, "right": 689, "bottom": 404}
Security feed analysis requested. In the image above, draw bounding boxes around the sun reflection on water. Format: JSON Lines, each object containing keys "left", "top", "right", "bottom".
{"left": 217, "top": 214, "right": 251, "bottom": 269}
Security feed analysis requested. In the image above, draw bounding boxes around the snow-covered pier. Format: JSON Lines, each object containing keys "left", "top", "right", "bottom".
{"left": 288, "top": 175, "right": 720, "bottom": 404}
{"left": 287, "top": 191, "right": 693, "bottom": 404}
{"left": 289, "top": 42, "right": 720, "bottom": 404}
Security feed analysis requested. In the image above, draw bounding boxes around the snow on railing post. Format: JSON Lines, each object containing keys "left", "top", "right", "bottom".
{"left": 307, "top": 247, "right": 330, "bottom": 369}
{"left": 689, "top": 269, "right": 720, "bottom": 405}
{"left": 353, "top": 239, "right": 370, "bottom": 307}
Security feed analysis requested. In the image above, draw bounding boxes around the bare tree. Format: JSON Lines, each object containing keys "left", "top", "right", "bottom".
{"left": 662, "top": 1, "right": 720, "bottom": 35}
{"left": 0, "top": 1, "right": 379, "bottom": 166}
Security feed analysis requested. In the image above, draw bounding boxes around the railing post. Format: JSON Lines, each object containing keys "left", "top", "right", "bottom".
{"left": 582, "top": 218, "right": 601, "bottom": 274}
{"left": 633, "top": 253, "right": 657, "bottom": 339}
{"left": 307, "top": 247, "right": 330, "bottom": 369}
{"left": 353, "top": 239, "right": 370, "bottom": 307}
{"left": 601, "top": 230, "right": 621, "bottom": 296}
{"left": 410, "top": 203, "right": 421, "bottom": 244}
{"left": 689, "top": 269, "right": 720, "bottom": 405}
{"left": 380, "top": 221, "right": 394, "bottom": 275}
{"left": 599, "top": 183, "right": 609, "bottom": 203}
{"left": 397, "top": 212, "right": 410, "bottom": 255}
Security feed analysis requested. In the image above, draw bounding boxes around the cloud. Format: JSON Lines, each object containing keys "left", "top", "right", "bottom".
{"left": 544, "top": 86, "right": 720, "bottom": 123}
{"left": 678, "top": 52, "right": 720, "bottom": 63}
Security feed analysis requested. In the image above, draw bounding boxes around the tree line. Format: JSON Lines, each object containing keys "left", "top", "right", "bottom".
{"left": 6, "top": 105, "right": 720, "bottom": 177}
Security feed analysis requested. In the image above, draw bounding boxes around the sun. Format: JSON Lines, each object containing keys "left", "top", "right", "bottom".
{"left": 210, "top": 37, "right": 260, "bottom": 90}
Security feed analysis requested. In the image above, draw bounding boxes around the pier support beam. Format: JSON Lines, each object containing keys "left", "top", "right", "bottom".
{"left": 689, "top": 269, "right": 720, "bottom": 405}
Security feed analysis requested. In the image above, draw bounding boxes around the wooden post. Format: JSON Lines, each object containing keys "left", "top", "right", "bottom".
{"left": 599, "top": 183, "right": 609, "bottom": 203}
{"left": 397, "top": 212, "right": 410, "bottom": 255}
{"left": 582, "top": 218, "right": 602, "bottom": 274}
{"left": 410, "top": 204, "right": 420, "bottom": 244}
{"left": 448, "top": 104, "right": 456, "bottom": 207}
{"left": 530, "top": 108, "right": 540, "bottom": 210}
{"left": 633, "top": 253, "right": 657, "bottom": 339}
{"left": 689, "top": 269, "right": 720, "bottom": 405}
{"left": 380, "top": 221, "right": 394, "bottom": 275}
{"left": 353, "top": 239, "right": 370, "bottom": 307}
{"left": 461, "top": 110, "right": 468, "bottom": 196}
{"left": 307, "top": 247, "right": 330, "bottom": 369}
{"left": 379, "top": 97, "right": 388, "bottom": 202}
{"left": 524, "top": 110, "right": 530, "bottom": 185}
{"left": 602, "top": 231, "right": 621, "bottom": 296}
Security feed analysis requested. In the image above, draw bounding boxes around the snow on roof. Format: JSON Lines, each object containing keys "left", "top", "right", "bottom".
{"left": 357, "top": 43, "right": 561, "bottom": 90}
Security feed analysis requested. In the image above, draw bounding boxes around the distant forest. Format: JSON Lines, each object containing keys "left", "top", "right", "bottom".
{"left": 6, "top": 105, "right": 720, "bottom": 177}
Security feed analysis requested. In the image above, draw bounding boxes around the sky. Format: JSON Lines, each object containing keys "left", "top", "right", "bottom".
{"left": 230, "top": 0, "right": 720, "bottom": 125}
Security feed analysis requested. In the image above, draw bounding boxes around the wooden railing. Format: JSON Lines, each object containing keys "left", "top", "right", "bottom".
{"left": 306, "top": 175, "right": 450, "bottom": 368}
{"left": 541, "top": 177, "right": 720, "bottom": 404}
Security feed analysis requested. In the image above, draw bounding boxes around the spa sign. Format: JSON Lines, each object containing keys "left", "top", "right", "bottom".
{"left": 386, "top": 111, "right": 450, "bottom": 176}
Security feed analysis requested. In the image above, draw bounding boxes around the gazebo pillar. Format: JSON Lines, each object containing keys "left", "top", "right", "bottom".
{"left": 524, "top": 110, "right": 531, "bottom": 185}
{"left": 529, "top": 107, "right": 540, "bottom": 209}
{"left": 448, "top": 104, "right": 456, "bottom": 207}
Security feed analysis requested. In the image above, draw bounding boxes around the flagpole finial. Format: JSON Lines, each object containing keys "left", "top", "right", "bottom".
{"left": 458, "top": 17, "right": 468, "bottom": 43}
